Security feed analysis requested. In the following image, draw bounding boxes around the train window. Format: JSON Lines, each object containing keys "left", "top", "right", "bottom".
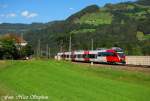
{"left": 77, "top": 54, "right": 82, "bottom": 58}
{"left": 89, "top": 54, "right": 96, "bottom": 58}
{"left": 83, "top": 54, "right": 89, "bottom": 58}
{"left": 71, "top": 55, "right": 75, "bottom": 58}
{"left": 107, "top": 52, "right": 115, "bottom": 56}
{"left": 98, "top": 52, "right": 114, "bottom": 56}
{"left": 67, "top": 55, "right": 69, "bottom": 58}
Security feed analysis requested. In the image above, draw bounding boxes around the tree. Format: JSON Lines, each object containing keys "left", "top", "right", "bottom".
{"left": 0, "top": 35, "right": 33, "bottom": 60}
{"left": 20, "top": 44, "right": 34, "bottom": 58}
{"left": 0, "top": 36, "right": 19, "bottom": 59}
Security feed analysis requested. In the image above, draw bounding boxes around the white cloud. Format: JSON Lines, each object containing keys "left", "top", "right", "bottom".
{"left": 21, "top": 10, "right": 38, "bottom": 18}
{"left": 6, "top": 13, "right": 16, "bottom": 18}
{"left": 69, "top": 8, "right": 75, "bottom": 10}
{"left": 0, "top": 13, "right": 16, "bottom": 18}
{"left": 0, "top": 4, "right": 8, "bottom": 8}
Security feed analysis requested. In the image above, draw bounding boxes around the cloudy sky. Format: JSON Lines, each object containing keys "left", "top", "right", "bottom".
{"left": 0, "top": 0, "right": 136, "bottom": 24}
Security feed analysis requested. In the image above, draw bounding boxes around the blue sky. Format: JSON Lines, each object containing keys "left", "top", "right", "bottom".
{"left": 0, "top": 0, "right": 136, "bottom": 24}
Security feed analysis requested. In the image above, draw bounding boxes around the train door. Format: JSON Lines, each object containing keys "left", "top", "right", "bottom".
{"left": 84, "top": 51, "right": 90, "bottom": 62}
{"left": 97, "top": 52, "right": 107, "bottom": 62}
{"left": 71, "top": 51, "right": 75, "bottom": 61}
{"left": 89, "top": 51, "right": 98, "bottom": 62}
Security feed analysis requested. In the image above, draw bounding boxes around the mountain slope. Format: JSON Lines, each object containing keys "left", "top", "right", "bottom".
{"left": 23, "top": 0, "right": 150, "bottom": 56}
{"left": 137, "top": 0, "right": 150, "bottom": 6}
{"left": 1, "top": 0, "right": 149, "bottom": 56}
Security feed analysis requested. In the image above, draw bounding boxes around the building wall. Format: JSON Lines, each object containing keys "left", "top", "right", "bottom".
{"left": 126, "top": 56, "right": 150, "bottom": 66}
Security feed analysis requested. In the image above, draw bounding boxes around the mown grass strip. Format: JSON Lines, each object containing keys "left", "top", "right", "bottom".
{"left": 0, "top": 60, "right": 149, "bottom": 101}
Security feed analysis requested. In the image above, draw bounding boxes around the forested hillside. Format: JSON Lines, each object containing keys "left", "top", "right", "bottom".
{"left": 0, "top": 22, "right": 51, "bottom": 35}
{"left": 1, "top": 0, "right": 150, "bottom": 56}
{"left": 137, "top": 0, "right": 150, "bottom": 6}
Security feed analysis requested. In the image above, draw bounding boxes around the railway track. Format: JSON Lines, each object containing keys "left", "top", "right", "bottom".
{"left": 72, "top": 62, "right": 150, "bottom": 73}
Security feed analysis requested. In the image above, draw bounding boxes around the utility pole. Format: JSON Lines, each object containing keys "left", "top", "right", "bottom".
{"left": 37, "top": 39, "right": 41, "bottom": 57}
{"left": 69, "top": 34, "right": 72, "bottom": 52}
{"left": 91, "top": 38, "right": 94, "bottom": 50}
{"left": 60, "top": 40, "right": 63, "bottom": 52}
{"left": 46, "top": 44, "right": 49, "bottom": 58}
{"left": 91, "top": 38, "right": 94, "bottom": 66}
{"left": 69, "top": 34, "right": 72, "bottom": 60}
{"left": 48, "top": 48, "right": 51, "bottom": 58}
{"left": 21, "top": 33, "right": 24, "bottom": 40}
{"left": 19, "top": 33, "right": 24, "bottom": 50}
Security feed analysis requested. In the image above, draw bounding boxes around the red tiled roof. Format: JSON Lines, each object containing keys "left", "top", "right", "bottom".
{"left": 4, "top": 33, "right": 27, "bottom": 43}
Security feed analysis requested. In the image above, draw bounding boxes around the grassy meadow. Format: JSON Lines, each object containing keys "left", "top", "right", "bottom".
{"left": 0, "top": 60, "right": 150, "bottom": 101}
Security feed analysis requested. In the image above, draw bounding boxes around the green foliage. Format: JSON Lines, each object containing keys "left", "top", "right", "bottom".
{"left": 67, "top": 5, "right": 99, "bottom": 21}
{"left": 74, "top": 12, "right": 113, "bottom": 25}
{"left": 70, "top": 29, "right": 96, "bottom": 34}
{"left": 144, "top": 34, "right": 150, "bottom": 39}
{"left": 141, "top": 40, "right": 150, "bottom": 55}
{"left": 0, "top": 36, "right": 33, "bottom": 60}
{"left": 136, "top": 31, "right": 145, "bottom": 41}
{"left": 0, "top": 37, "right": 19, "bottom": 59}
{"left": 20, "top": 44, "right": 34, "bottom": 58}
{"left": 137, "top": 0, "right": 150, "bottom": 6}
{"left": 0, "top": 60, "right": 150, "bottom": 101}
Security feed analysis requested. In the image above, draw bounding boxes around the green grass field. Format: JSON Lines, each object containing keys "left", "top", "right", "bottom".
{"left": 0, "top": 60, "right": 150, "bottom": 101}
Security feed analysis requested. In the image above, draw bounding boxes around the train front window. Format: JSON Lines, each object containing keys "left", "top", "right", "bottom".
{"left": 118, "top": 53, "right": 125, "bottom": 58}
{"left": 98, "top": 52, "right": 114, "bottom": 57}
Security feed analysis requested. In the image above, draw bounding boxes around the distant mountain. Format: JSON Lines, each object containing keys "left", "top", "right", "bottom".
{"left": 0, "top": 22, "right": 53, "bottom": 35}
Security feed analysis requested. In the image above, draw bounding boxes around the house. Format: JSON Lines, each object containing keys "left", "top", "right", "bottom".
{"left": 4, "top": 34, "right": 28, "bottom": 46}
{"left": 15, "top": 36, "right": 28, "bottom": 46}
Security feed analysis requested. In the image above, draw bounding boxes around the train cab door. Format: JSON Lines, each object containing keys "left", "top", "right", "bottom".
{"left": 97, "top": 52, "right": 107, "bottom": 62}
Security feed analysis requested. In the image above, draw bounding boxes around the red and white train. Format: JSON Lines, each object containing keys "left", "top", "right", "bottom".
{"left": 56, "top": 47, "right": 126, "bottom": 64}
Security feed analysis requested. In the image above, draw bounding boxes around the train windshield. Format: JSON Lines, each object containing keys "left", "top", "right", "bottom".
{"left": 117, "top": 52, "right": 125, "bottom": 58}
{"left": 98, "top": 52, "right": 114, "bottom": 56}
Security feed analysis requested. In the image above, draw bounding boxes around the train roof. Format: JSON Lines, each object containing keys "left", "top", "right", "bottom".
{"left": 57, "top": 47, "right": 124, "bottom": 55}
